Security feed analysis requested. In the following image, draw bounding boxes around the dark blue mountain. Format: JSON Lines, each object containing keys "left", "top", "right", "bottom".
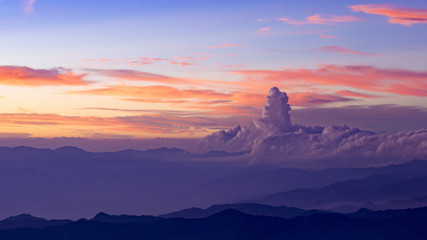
{"left": 2, "top": 207, "right": 427, "bottom": 239}
{"left": 0, "top": 214, "right": 71, "bottom": 230}
{"left": 91, "top": 212, "right": 161, "bottom": 223}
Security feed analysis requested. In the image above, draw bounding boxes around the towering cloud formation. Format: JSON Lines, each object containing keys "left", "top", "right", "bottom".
{"left": 254, "top": 87, "right": 293, "bottom": 133}
{"left": 197, "top": 87, "right": 427, "bottom": 168}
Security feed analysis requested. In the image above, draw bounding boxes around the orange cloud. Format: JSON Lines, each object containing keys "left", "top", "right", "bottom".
{"left": 71, "top": 85, "right": 258, "bottom": 108}
{"left": 69, "top": 85, "right": 230, "bottom": 101}
{"left": 233, "top": 65, "right": 427, "bottom": 97}
{"left": 205, "top": 43, "right": 246, "bottom": 49}
{"left": 0, "top": 66, "right": 89, "bottom": 86}
{"left": 69, "top": 81, "right": 355, "bottom": 114}
{"left": 170, "top": 61, "right": 194, "bottom": 66}
{"left": 349, "top": 4, "right": 427, "bottom": 26}
{"left": 279, "top": 14, "right": 359, "bottom": 25}
{"left": 0, "top": 112, "right": 235, "bottom": 137}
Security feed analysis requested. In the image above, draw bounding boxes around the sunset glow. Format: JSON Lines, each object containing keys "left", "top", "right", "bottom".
{"left": 0, "top": 0, "right": 426, "bottom": 139}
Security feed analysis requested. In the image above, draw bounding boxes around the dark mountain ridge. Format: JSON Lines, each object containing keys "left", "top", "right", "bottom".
{"left": 2, "top": 207, "right": 427, "bottom": 239}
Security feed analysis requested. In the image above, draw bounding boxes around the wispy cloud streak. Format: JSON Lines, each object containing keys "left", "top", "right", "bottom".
{"left": 205, "top": 43, "right": 245, "bottom": 49}
{"left": 279, "top": 14, "right": 359, "bottom": 25}
{"left": 349, "top": 4, "right": 427, "bottom": 26}
{"left": 314, "top": 46, "right": 373, "bottom": 55}
{"left": 233, "top": 65, "right": 427, "bottom": 97}
{"left": 0, "top": 66, "right": 89, "bottom": 86}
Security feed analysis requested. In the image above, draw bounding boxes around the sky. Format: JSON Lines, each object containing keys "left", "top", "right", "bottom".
{"left": 0, "top": 0, "right": 426, "bottom": 139}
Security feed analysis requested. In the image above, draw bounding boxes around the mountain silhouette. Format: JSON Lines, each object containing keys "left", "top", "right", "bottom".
{"left": 0, "top": 214, "right": 71, "bottom": 230}
{"left": 91, "top": 212, "right": 161, "bottom": 224}
{"left": 1, "top": 207, "right": 427, "bottom": 239}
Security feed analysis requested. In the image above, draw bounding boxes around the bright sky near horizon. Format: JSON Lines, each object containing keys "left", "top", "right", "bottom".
{"left": 0, "top": 0, "right": 426, "bottom": 138}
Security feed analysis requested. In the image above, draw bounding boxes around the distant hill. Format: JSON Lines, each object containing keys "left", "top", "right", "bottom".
{"left": 0, "top": 144, "right": 426, "bottom": 219}
{"left": 160, "top": 203, "right": 322, "bottom": 219}
{"left": 241, "top": 160, "right": 427, "bottom": 210}
{"left": 91, "top": 212, "right": 161, "bottom": 224}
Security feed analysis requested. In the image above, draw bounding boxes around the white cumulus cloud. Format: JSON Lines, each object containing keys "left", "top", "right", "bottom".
{"left": 197, "top": 87, "right": 427, "bottom": 168}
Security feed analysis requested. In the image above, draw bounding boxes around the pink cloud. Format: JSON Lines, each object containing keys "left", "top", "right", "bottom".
{"left": 257, "top": 27, "right": 271, "bottom": 33}
{"left": 127, "top": 61, "right": 153, "bottom": 66}
{"left": 82, "top": 58, "right": 131, "bottom": 66}
{"left": 279, "top": 14, "right": 360, "bottom": 25}
{"left": 255, "top": 27, "right": 285, "bottom": 36}
{"left": 349, "top": 4, "right": 427, "bottom": 26}
{"left": 233, "top": 65, "right": 427, "bottom": 97}
{"left": 315, "top": 46, "right": 373, "bottom": 55}
{"left": 205, "top": 43, "right": 246, "bottom": 49}
{"left": 82, "top": 59, "right": 115, "bottom": 63}
{"left": 170, "top": 61, "right": 194, "bottom": 66}
{"left": 82, "top": 55, "right": 208, "bottom": 67}
{"left": 126, "top": 57, "right": 168, "bottom": 66}
{"left": 319, "top": 35, "right": 341, "bottom": 39}
{"left": 142, "top": 57, "right": 168, "bottom": 62}
{"left": 174, "top": 56, "right": 194, "bottom": 61}
{"left": 25, "top": 0, "right": 36, "bottom": 13}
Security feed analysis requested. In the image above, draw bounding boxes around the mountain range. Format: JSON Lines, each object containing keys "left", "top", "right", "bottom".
{"left": 242, "top": 160, "right": 427, "bottom": 209}
{"left": 0, "top": 145, "right": 426, "bottom": 219}
{"left": 1, "top": 206, "right": 427, "bottom": 239}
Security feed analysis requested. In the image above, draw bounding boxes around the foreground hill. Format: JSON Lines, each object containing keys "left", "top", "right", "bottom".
{"left": 1, "top": 207, "right": 427, "bottom": 240}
